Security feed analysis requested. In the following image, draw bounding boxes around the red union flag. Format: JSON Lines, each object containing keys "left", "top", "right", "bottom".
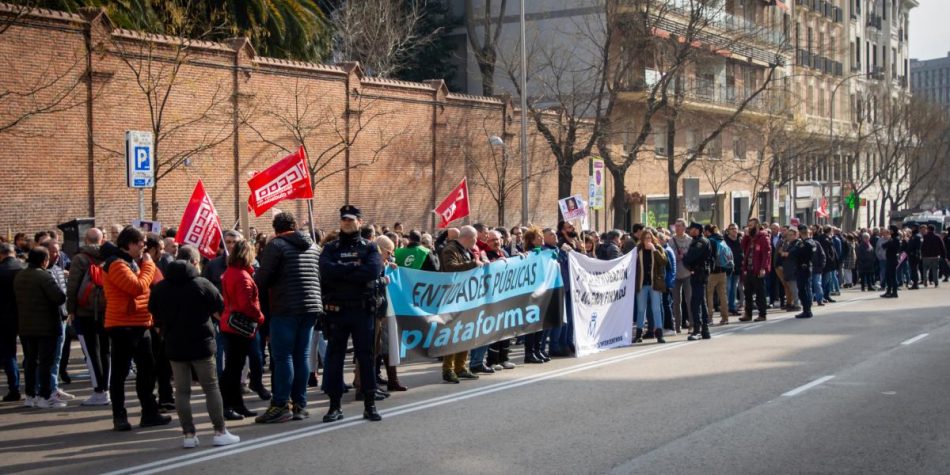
{"left": 434, "top": 178, "right": 470, "bottom": 229}
{"left": 176, "top": 180, "right": 223, "bottom": 260}
{"left": 247, "top": 147, "right": 313, "bottom": 217}
{"left": 816, "top": 198, "right": 830, "bottom": 219}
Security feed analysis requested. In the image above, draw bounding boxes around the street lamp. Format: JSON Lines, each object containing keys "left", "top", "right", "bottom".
{"left": 828, "top": 72, "right": 865, "bottom": 228}
{"left": 489, "top": 135, "right": 510, "bottom": 226}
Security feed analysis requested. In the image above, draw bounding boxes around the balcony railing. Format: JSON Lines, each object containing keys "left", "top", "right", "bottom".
{"left": 665, "top": 0, "right": 788, "bottom": 48}
{"left": 682, "top": 81, "right": 779, "bottom": 113}
{"left": 867, "top": 14, "right": 882, "bottom": 30}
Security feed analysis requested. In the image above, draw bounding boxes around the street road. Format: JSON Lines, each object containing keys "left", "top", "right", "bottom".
{"left": 2, "top": 286, "right": 949, "bottom": 474}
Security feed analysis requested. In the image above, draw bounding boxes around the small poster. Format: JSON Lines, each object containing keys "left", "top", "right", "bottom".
{"left": 559, "top": 195, "right": 587, "bottom": 222}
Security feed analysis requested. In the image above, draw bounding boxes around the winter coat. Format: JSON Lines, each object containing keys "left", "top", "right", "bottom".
{"left": 255, "top": 231, "right": 323, "bottom": 317}
{"left": 14, "top": 266, "right": 66, "bottom": 337}
{"left": 842, "top": 239, "right": 856, "bottom": 270}
{"left": 682, "top": 235, "right": 712, "bottom": 280}
{"left": 921, "top": 233, "right": 947, "bottom": 259}
{"left": 781, "top": 240, "right": 799, "bottom": 282}
{"left": 635, "top": 246, "right": 669, "bottom": 292}
{"left": 201, "top": 255, "right": 228, "bottom": 291}
{"left": 0, "top": 256, "right": 24, "bottom": 333}
{"left": 790, "top": 238, "right": 815, "bottom": 275}
{"left": 670, "top": 235, "right": 693, "bottom": 279}
{"left": 595, "top": 242, "right": 623, "bottom": 260}
{"left": 725, "top": 235, "right": 744, "bottom": 275}
{"left": 856, "top": 242, "right": 876, "bottom": 273}
{"left": 66, "top": 245, "right": 103, "bottom": 318}
{"left": 148, "top": 260, "right": 223, "bottom": 362}
{"left": 740, "top": 231, "right": 772, "bottom": 276}
{"left": 102, "top": 243, "right": 157, "bottom": 329}
{"left": 663, "top": 244, "right": 677, "bottom": 290}
{"left": 439, "top": 240, "right": 478, "bottom": 273}
{"left": 221, "top": 265, "right": 265, "bottom": 338}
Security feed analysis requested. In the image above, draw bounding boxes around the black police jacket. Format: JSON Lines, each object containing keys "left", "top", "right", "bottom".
{"left": 319, "top": 231, "right": 384, "bottom": 307}
{"left": 255, "top": 231, "right": 323, "bottom": 317}
{"left": 682, "top": 235, "right": 712, "bottom": 279}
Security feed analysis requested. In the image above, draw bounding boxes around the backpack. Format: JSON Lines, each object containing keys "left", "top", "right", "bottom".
{"left": 77, "top": 259, "right": 106, "bottom": 318}
{"left": 713, "top": 239, "right": 734, "bottom": 271}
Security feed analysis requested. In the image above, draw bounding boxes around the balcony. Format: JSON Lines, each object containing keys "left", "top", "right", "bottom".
{"left": 867, "top": 66, "right": 885, "bottom": 81}
{"left": 662, "top": 1, "right": 788, "bottom": 50}
{"left": 867, "top": 14, "right": 882, "bottom": 30}
{"left": 683, "top": 80, "right": 778, "bottom": 114}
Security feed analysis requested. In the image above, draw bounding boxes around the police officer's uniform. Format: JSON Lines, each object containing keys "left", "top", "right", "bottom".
{"left": 318, "top": 205, "right": 384, "bottom": 422}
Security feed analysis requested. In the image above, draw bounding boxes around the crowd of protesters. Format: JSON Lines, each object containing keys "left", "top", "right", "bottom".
{"left": 1, "top": 210, "right": 948, "bottom": 449}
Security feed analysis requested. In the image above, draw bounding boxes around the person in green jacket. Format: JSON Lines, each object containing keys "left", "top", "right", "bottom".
{"left": 14, "top": 247, "right": 67, "bottom": 409}
{"left": 394, "top": 230, "right": 438, "bottom": 271}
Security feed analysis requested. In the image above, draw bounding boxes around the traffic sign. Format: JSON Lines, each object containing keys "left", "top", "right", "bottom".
{"left": 126, "top": 130, "right": 154, "bottom": 189}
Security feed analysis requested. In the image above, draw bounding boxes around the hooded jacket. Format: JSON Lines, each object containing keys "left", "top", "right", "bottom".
{"left": 148, "top": 260, "right": 223, "bottom": 361}
{"left": 66, "top": 244, "right": 103, "bottom": 318}
{"left": 0, "top": 256, "right": 24, "bottom": 333}
{"left": 221, "top": 265, "right": 264, "bottom": 337}
{"left": 256, "top": 231, "right": 323, "bottom": 317}
{"left": 14, "top": 265, "right": 66, "bottom": 337}
{"left": 741, "top": 230, "right": 772, "bottom": 276}
{"left": 102, "top": 242, "right": 157, "bottom": 329}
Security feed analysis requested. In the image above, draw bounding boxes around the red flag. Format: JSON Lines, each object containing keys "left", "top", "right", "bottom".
{"left": 176, "top": 180, "right": 223, "bottom": 260}
{"left": 816, "top": 198, "right": 830, "bottom": 219}
{"left": 434, "top": 178, "right": 470, "bottom": 229}
{"left": 247, "top": 147, "right": 313, "bottom": 217}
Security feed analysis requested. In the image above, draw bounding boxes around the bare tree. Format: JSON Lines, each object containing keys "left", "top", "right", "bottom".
{"left": 243, "top": 78, "right": 409, "bottom": 195}
{"left": 331, "top": 0, "right": 443, "bottom": 78}
{"left": 102, "top": 3, "right": 234, "bottom": 219}
{"left": 465, "top": 0, "right": 506, "bottom": 96}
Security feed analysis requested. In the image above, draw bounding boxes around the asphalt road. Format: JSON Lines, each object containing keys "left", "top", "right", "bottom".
{"left": 2, "top": 286, "right": 949, "bottom": 475}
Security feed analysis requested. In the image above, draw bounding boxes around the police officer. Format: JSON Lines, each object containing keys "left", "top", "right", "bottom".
{"left": 319, "top": 205, "right": 384, "bottom": 423}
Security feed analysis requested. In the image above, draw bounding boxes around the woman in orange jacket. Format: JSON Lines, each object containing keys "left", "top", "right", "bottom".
{"left": 101, "top": 226, "right": 168, "bottom": 432}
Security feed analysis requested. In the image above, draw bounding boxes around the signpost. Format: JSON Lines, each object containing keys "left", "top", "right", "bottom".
{"left": 126, "top": 131, "right": 155, "bottom": 220}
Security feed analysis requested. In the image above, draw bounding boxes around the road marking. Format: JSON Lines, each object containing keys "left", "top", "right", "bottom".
{"left": 901, "top": 333, "right": 929, "bottom": 346}
{"left": 782, "top": 375, "right": 835, "bottom": 397}
{"left": 102, "top": 342, "right": 690, "bottom": 475}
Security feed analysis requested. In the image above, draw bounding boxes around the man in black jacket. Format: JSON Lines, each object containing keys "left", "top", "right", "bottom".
{"left": 905, "top": 224, "right": 922, "bottom": 290}
{"left": 320, "top": 205, "right": 384, "bottom": 423}
{"left": 791, "top": 226, "right": 815, "bottom": 319}
{"left": 255, "top": 212, "right": 323, "bottom": 424}
{"left": 0, "top": 243, "right": 23, "bottom": 402}
{"left": 816, "top": 227, "right": 839, "bottom": 303}
{"left": 682, "top": 222, "right": 712, "bottom": 340}
{"left": 596, "top": 230, "right": 623, "bottom": 260}
{"left": 881, "top": 225, "right": 904, "bottom": 298}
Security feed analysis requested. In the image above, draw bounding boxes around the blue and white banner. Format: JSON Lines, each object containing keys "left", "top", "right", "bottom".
{"left": 386, "top": 250, "right": 564, "bottom": 360}
{"left": 568, "top": 251, "right": 636, "bottom": 357}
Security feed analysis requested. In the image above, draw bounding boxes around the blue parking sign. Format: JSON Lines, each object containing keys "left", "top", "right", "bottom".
{"left": 126, "top": 131, "right": 155, "bottom": 189}
{"left": 134, "top": 146, "right": 150, "bottom": 171}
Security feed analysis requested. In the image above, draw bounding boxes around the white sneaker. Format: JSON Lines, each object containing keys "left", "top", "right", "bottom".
{"left": 183, "top": 435, "right": 200, "bottom": 449}
{"left": 55, "top": 389, "right": 76, "bottom": 400}
{"left": 50, "top": 391, "right": 72, "bottom": 404}
{"left": 490, "top": 364, "right": 504, "bottom": 371}
{"left": 22, "top": 396, "right": 36, "bottom": 408}
{"left": 212, "top": 430, "right": 240, "bottom": 446}
{"left": 81, "top": 391, "right": 111, "bottom": 406}
{"left": 37, "top": 397, "right": 67, "bottom": 409}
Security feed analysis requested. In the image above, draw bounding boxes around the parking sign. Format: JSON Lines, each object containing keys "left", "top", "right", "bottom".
{"left": 126, "top": 131, "right": 154, "bottom": 188}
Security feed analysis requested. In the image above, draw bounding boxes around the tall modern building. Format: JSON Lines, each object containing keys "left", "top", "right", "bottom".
{"left": 910, "top": 55, "right": 950, "bottom": 109}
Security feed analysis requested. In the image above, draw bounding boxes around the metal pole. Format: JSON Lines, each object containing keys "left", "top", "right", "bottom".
{"left": 519, "top": 0, "right": 529, "bottom": 226}
{"left": 139, "top": 189, "right": 144, "bottom": 221}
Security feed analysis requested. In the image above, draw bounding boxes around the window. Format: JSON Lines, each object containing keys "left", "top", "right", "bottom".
{"left": 856, "top": 39, "right": 861, "bottom": 68}
{"left": 733, "top": 136, "right": 746, "bottom": 160}
{"left": 708, "top": 133, "right": 723, "bottom": 160}
{"left": 686, "top": 129, "right": 698, "bottom": 153}
{"left": 653, "top": 123, "right": 669, "bottom": 158}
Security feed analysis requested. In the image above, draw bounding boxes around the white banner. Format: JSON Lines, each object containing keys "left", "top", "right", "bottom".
{"left": 569, "top": 251, "right": 637, "bottom": 357}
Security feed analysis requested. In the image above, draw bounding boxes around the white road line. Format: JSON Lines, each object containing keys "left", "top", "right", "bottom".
{"left": 901, "top": 333, "right": 929, "bottom": 346}
{"left": 782, "top": 375, "right": 835, "bottom": 397}
{"left": 101, "top": 342, "right": 691, "bottom": 475}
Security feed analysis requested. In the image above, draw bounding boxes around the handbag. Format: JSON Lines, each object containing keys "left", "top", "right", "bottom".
{"left": 227, "top": 311, "right": 258, "bottom": 338}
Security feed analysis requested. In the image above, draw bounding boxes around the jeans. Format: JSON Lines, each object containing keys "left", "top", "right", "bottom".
{"left": 811, "top": 273, "right": 824, "bottom": 302}
{"left": 0, "top": 330, "right": 19, "bottom": 393}
{"left": 269, "top": 314, "right": 317, "bottom": 407}
{"left": 150, "top": 327, "right": 173, "bottom": 404}
{"left": 214, "top": 323, "right": 227, "bottom": 379}
{"left": 248, "top": 331, "right": 265, "bottom": 390}
{"left": 662, "top": 290, "right": 674, "bottom": 331}
{"left": 21, "top": 335, "right": 57, "bottom": 399}
{"left": 636, "top": 286, "right": 663, "bottom": 331}
{"left": 108, "top": 326, "right": 159, "bottom": 419}
{"left": 822, "top": 272, "right": 834, "bottom": 300}
{"left": 689, "top": 279, "right": 709, "bottom": 330}
{"left": 170, "top": 357, "right": 225, "bottom": 435}
{"left": 860, "top": 272, "right": 876, "bottom": 289}
{"left": 469, "top": 346, "right": 489, "bottom": 369}
{"left": 878, "top": 259, "right": 887, "bottom": 285}
{"left": 744, "top": 274, "right": 767, "bottom": 318}
{"left": 49, "top": 321, "right": 65, "bottom": 394}
{"left": 922, "top": 257, "right": 941, "bottom": 285}
{"left": 727, "top": 273, "right": 740, "bottom": 313}
{"left": 797, "top": 273, "right": 813, "bottom": 316}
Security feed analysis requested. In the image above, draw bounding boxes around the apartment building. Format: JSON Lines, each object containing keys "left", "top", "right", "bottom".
{"left": 911, "top": 54, "right": 950, "bottom": 109}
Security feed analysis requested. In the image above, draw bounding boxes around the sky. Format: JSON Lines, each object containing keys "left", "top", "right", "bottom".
{"left": 909, "top": 0, "right": 950, "bottom": 60}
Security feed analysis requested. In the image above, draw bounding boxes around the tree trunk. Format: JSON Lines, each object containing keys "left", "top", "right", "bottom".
{"left": 610, "top": 166, "right": 627, "bottom": 230}
{"left": 666, "top": 119, "right": 679, "bottom": 226}
{"left": 557, "top": 161, "right": 574, "bottom": 201}
{"left": 478, "top": 49, "right": 496, "bottom": 97}
{"left": 151, "top": 185, "right": 159, "bottom": 221}
{"left": 497, "top": 193, "right": 506, "bottom": 227}
{"left": 879, "top": 197, "right": 888, "bottom": 227}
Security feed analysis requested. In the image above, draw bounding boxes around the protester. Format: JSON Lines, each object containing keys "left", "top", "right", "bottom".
{"left": 219, "top": 240, "right": 266, "bottom": 421}
{"left": 670, "top": 219, "right": 693, "bottom": 333}
{"left": 779, "top": 228, "right": 801, "bottom": 311}
{"left": 705, "top": 225, "right": 730, "bottom": 325}
{"left": 596, "top": 230, "right": 623, "bottom": 260}
{"left": 148, "top": 246, "right": 239, "bottom": 448}
{"left": 393, "top": 230, "right": 437, "bottom": 271}
{"left": 920, "top": 225, "right": 946, "bottom": 287}
{"left": 65, "top": 227, "right": 111, "bottom": 406}
{"left": 634, "top": 229, "right": 669, "bottom": 343}
{"left": 856, "top": 232, "right": 877, "bottom": 291}
{"left": 792, "top": 226, "right": 816, "bottom": 319}
{"left": 374, "top": 236, "right": 406, "bottom": 392}
{"left": 0, "top": 243, "right": 23, "bottom": 402}
{"left": 724, "top": 224, "right": 743, "bottom": 317}
{"left": 881, "top": 225, "right": 904, "bottom": 298}
{"left": 682, "top": 222, "right": 711, "bottom": 340}
{"left": 319, "top": 205, "right": 383, "bottom": 423}
{"left": 40, "top": 241, "right": 73, "bottom": 402}
{"left": 103, "top": 226, "right": 169, "bottom": 431}
{"left": 255, "top": 212, "right": 323, "bottom": 424}
{"left": 438, "top": 225, "right": 486, "bottom": 379}
{"left": 740, "top": 219, "right": 771, "bottom": 322}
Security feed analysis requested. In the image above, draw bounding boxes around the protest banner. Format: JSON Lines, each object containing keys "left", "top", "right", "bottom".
{"left": 559, "top": 194, "right": 587, "bottom": 222}
{"left": 132, "top": 220, "right": 161, "bottom": 233}
{"left": 176, "top": 180, "right": 223, "bottom": 260}
{"left": 386, "top": 250, "right": 563, "bottom": 361}
{"left": 568, "top": 250, "right": 637, "bottom": 357}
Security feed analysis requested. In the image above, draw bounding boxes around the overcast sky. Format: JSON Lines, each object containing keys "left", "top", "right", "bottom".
{"left": 909, "top": 0, "right": 949, "bottom": 60}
